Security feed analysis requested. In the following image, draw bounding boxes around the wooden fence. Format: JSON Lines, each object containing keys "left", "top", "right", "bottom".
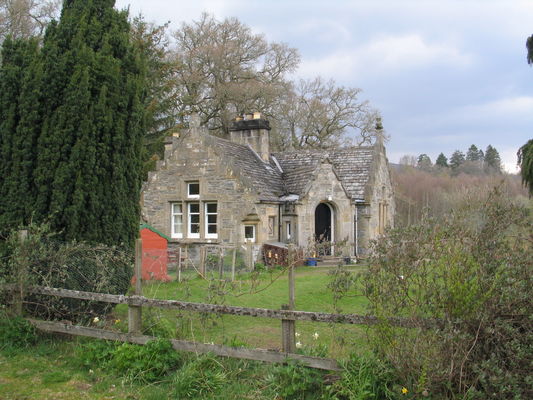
{"left": 1, "top": 238, "right": 439, "bottom": 371}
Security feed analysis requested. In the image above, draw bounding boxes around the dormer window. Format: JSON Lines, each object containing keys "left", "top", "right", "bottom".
{"left": 187, "top": 182, "right": 200, "bottom": 198}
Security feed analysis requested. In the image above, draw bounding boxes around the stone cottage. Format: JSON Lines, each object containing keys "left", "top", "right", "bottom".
{"left": 141, "top": 113, "right": 394, "bottom": 264}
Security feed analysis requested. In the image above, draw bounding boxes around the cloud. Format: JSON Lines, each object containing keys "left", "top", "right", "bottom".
{"left": 463, "top": 96, "right": 533, "bottom": 119}
{"left": 298, "top": 33, "right": 473, "bottom": 81}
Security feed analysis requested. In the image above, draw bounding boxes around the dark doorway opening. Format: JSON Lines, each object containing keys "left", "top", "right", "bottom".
{"left": 315, "top": 203, "right": 332, "bottom": 255}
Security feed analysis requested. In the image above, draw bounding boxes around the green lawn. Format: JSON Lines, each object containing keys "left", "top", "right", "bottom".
{"left": 115, "top": 265, "right": 370, "bottom": 357}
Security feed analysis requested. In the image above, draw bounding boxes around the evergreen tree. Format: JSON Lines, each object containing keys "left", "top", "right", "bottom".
{"left": 417, "top": 153, "right": 432, "bottom": 171}
{"left": 1, "top": 0, "right": 146, "bottom": 247}
{"left": 435, "top": 152, "right": 448, "bottom": 168}
{"left": 518, "top": 139, "right": 533, "bottom": 195}
{"left": 484, "top": 145, "right": 502, "bottom": 173}
{"left": 449, "top": 150, "right": 465, "bottom": 171}
{"left": 0, "top": 36, "right": 41, "bottom": 231}
{"left": 466, "top": 144, "right": 481, "bottom": 161}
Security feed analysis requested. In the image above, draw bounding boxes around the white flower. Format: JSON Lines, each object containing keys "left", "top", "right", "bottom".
{"left": 312, "top": 332, "right": 319, "bottom": 340}
{"left": 295, "top": 341, "right": 302, "bottom": 349}
{"left": 88, "top": 369, "right": 94, "bottom": 374}
{"left": 92, "top": 317, "right": 99, "bottom": 323}
{"left": 295, "top": 332, "right": 301, "bottom": 338}
{"left": 398, "top": 275, "right": 405, "bottom": 280}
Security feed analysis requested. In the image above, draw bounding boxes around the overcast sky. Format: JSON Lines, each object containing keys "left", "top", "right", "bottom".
{"left": 115, "top": 0, "right": 533, "bottom": 172}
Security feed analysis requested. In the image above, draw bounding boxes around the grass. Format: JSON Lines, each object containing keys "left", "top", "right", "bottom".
{"left": 115, "top": 264, "right": 370, "bottom": 357}
{"left": 0, "top": 337, "right": 331, "bottom": 400}
{"left": 0, "top": 264, "right": 385, "bottom": 399}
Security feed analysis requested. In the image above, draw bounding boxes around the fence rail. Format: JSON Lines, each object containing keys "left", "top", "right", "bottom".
{"left": 1, "top": 283, "right": 439, "bottom": 329}
{"left": 28, "top": 319, "right": 341, "bottom": 371}
{"left": 0, "top": 237, "right": 440, "bottom": 371}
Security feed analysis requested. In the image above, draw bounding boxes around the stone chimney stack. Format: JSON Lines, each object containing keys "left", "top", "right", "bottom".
{"left": 229, "top": 112, "right": 271, "bottom": 162}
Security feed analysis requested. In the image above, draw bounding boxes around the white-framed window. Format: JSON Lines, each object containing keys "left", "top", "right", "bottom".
{"left": 188, "top": 202, "right": 200, "bottom": 238}
{"left": 187, "top": 182, "right": 200, "bottom": 199}
{"left": 171, "top": 203, "right": 183, "bottom": 238}
{"left": 244, "top": 225, "right": 256, "bottom": 243}
{"left": 205, "top": 202, "right": 218, "bottom": 238}
{"left": 286, "top": 221, "right": 291, "bottom": 240}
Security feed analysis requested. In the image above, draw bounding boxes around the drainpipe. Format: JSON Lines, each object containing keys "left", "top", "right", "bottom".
{"left": 354, "top": 206, "right": 359, "bottom": 259}
{"left": 278, "top": 203, "right": 282, "bottom": 242}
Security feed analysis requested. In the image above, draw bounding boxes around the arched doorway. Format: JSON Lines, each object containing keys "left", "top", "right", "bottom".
{"left": 315, "top": 203, "right": 334, "bottom": 255}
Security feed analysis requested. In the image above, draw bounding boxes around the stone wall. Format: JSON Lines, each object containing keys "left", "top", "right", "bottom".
{"left": 296, "top": 162, "right": 354, "bottom": 256}
{"left": 356, "top": 145, "right": 395, "bottom": 256}
{"left": 142, "top": 126, "right": 275, "bottom": 265}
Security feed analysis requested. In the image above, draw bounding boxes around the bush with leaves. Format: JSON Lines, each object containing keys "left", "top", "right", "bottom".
{"left": 170, "top": 354, "right": 227, "bottom": 398}
{"left": 365, "top": 188, "right": 533, "bottom": 398}
{"left": 327, "top": 353, "right": 395, "bottom": 400}
{"left": 0, "top": 311, "right": 37, "bottom": 352}
{"left": 109, "top": 339, "right": 182, "bottom": 383}
{"left": 0, "top": 223, "right": 133, "bottom": 321}
{"left": 264, "top": 360, "right": 326, "bottom": 400}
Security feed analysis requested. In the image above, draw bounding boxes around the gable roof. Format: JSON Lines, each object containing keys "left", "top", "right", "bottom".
{"left": 206, "top": 135, "right": 285, "bottom": 202}
{"left": 162, "top": 130, "right": 377, "bottom": 203}
{"left": 273, "top": 147, "right": 375, "bottom": 202}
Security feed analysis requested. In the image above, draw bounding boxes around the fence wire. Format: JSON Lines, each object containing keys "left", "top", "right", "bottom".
{"left": 1, "top": 236, "right": 133, "bottom": 322}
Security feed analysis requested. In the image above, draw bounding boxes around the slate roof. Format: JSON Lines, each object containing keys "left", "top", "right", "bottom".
{"left": 207, "top": 135, "right": 285, "bottom": 202}
{"left": 274, "top": 147, "right": 375, "bottom": 202}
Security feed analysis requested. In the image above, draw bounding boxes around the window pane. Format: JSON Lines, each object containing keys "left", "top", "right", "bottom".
{"left": 188, "top": 183, "right": 200, "bottom": 195}
{"left": 189, "top": 203, "right": 199, "bottom": 213}
{"left": 207, "top": 215, "right": 217, "bottom": 224}
{"left": 190, "top": 214, "right": 199, "bottom": 224}
{"left": 206, "top": 203, "right": 217, "bottom": 213}
{"left": 207, "top": 225, "right": 217, "bottom": 234}
{"left": 172, "top": 203, "right": 182, "bottom": 214}
{"left": 191, "top": 223, "right": 200, "bottom": 233}
{"left": 245, "top": 226, "right": 254, "bottom": 238}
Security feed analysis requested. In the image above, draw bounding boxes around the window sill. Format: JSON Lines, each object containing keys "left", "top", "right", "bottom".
{"left": 169, "top": 238, "right": 220, "bottom": 244}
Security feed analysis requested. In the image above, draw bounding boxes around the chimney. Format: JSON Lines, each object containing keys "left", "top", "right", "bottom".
{"left": 229, "top": 113, "right": 271, "bottom": 162}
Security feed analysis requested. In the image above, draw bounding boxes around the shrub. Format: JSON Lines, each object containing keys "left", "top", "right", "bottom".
{"left": 0, "top": 313, "right": 37, "bottom": 351}
{"left": 264, "top": 360, "right": 326, "bottom": 400}
{"left": 109, "top": 339, "right": 182, "bottom": 383}
{"left": 327, "top": 353, "right": 395, "bottom": 400}
{"left": 365, "top": 188, "right": 533, "bottom": 398}
{"left": 170, "top": 354, "right": 227, "bottom": 398}
{"left": 0, "top": 223, "right": 133, "bottom": 321}
{"left": 76, "top": 338, "right": 118, "bottom": 369}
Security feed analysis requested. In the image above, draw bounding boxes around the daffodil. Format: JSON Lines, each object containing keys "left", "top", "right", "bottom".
{"left": 295, "top": 341, "right": 302, "bottom": 348}
{"left": 312, "top": 332, "right": 319, "bottom": 340}
{"left": 93, "top": 317, "right": 99, "bottom": 323}
{"left": 401, "top": 387, "right": 408, "bottom": 395}
{"left": 295, "top": 332, "right": 300, "bottom": 338}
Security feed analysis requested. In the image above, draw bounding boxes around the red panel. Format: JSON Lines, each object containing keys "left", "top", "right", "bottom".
{"left": 139, "top": 228, "right": 171, "bottom": 281}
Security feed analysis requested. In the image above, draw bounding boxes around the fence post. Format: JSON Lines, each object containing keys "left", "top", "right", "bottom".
{"left": 218, "top": 247, "right": 224, "bottom": 279}
{"left": 128, "top": 238, "right": 143, "bottom": 334}
{"left": 231, "top": 247, "right": 237, "bottom": 281}
{"left": 288, "top": 245, "right": 295, "bottom": 309}
{"left": 247, "top": 243, "right": 253, "bottom": 271}
{"left": 14, "top": 230, "right": 28, "bottom": 316}
{"left": 177, "top": 247, "right": 182, "bottom": 282}
{"left": 281, "top": 304, "right": 296, "bottom": 353}
{"left": 199, "top": 247, "right": 206, "bottom": 277}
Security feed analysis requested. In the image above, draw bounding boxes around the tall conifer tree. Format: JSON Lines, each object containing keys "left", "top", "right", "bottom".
{"left": 0, "top": 37, "right": 41, "bottom": 231}
{"left": 0, "top": 0, "right": 146, "bottom": 247}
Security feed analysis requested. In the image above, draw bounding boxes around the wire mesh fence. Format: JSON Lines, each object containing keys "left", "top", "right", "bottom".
{"left": 0, "top": 229, "right": 370, "bottom": 360}
{"left": 0, "top": 231, "right": 133, "bottom": 322}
